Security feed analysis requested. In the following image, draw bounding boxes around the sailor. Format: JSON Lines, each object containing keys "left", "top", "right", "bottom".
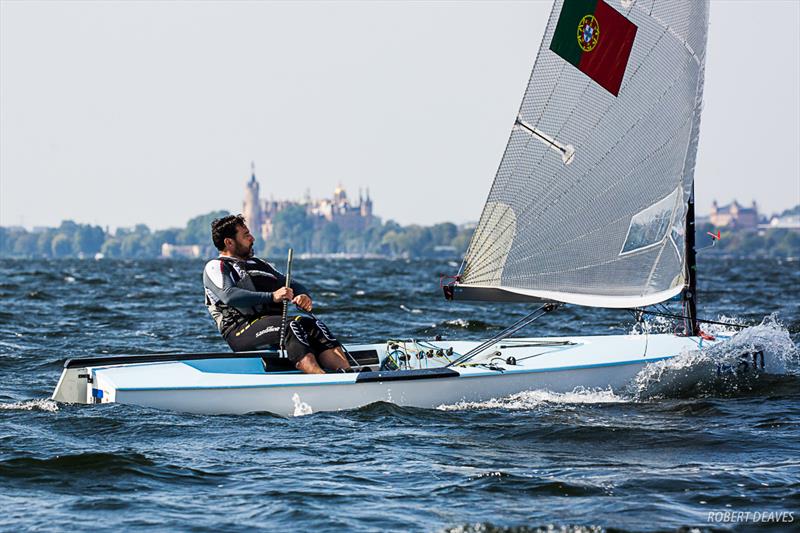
{"left": 202, "top": 214, "right": 351, "bottom": 374}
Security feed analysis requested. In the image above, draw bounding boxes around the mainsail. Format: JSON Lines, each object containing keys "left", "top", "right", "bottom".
{"left": 454, "top": 0, "right": 709, "bottom": 308}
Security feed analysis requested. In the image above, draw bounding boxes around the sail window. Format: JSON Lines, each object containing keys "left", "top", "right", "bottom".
{"left": 620, "top": 189, "right": 679, "bottom": 255}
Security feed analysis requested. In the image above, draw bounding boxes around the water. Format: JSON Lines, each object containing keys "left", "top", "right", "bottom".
{"left": 1, "top": 256, "right": 798, "bottom": 531}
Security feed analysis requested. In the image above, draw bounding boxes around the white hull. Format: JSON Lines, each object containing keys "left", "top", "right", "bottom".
{"left": 117, "top": 358, "right": 649, "bottom": 416}
{"left": 51, "top": 333, "right": 739, "bottom": 416}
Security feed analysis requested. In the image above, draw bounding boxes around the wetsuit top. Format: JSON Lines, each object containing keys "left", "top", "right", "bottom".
{"left": 203, "top": 256, "right": 310, "bottom": 337}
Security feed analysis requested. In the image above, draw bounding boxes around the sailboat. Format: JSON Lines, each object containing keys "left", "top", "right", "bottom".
{"left": 52, "top": 0, "right": 767, "bottom": 416}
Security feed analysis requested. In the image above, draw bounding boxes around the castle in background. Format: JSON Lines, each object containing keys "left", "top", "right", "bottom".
{"left": 709, "top": 200, "right": 759, "bottom": 229}
{"left": 242, "top": 163, "right": 375, "bottom": 241}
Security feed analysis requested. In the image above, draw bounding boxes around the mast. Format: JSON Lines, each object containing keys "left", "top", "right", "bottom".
{"left": 683, "top": 185, "right": 699, "bottom": 336}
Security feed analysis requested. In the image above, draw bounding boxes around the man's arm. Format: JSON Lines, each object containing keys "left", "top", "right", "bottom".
{"left": 204, "top": 260, "right": 273, "bottom": 307}
{"left": 260, "top": 261, "right": 311, "bottom": 298}
{"left": 258, "top": 260, "right": 313, "bottom": 311}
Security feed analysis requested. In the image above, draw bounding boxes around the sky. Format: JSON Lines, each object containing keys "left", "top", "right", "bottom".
{"left": 1, "top": 0, "right": 798, "bottom": 231}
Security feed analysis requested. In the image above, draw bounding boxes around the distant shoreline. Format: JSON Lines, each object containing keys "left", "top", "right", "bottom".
{"left": 1, "top": 206, "right": 798, "bottom": 259}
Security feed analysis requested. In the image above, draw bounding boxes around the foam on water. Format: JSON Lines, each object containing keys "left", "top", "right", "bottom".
{"left": 292, "top": 393, "right": 313, "bottom": 416}
{"left": 630, "top": 314, "right": 797, "bottom": 399}
{"left": 629, "top": 313, "right": 680, "bottom": 335}
{"left": 710, "top": 314, "right": 798, "bottom": 371}
{"left": 441, "top": 525, "right": 603, "bottom": 533}
{"left": 440, "top": 315, "right": 798, "bottom": 411}
{"left": 443, "top": 318, "right": 474, "bottom": 328}
{"left": 437, "top": 387, "right": 624, "bottom": 411}
{"left": 0, "top": 399, "right": 59, "bottom": 412}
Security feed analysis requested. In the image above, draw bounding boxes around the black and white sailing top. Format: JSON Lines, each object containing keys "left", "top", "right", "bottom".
{"left": 202, "top": 256, "right": 310, "bottom": 337}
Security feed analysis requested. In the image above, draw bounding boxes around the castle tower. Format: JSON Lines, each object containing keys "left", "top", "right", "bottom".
{"left": 333, "top": 183, "right": 347, "bottom": 206}
{"left": 360, "top": 187, "right": 373, "bottom": 217}
{"left": 243, "top": 161, "right": 263, "bottom": 231}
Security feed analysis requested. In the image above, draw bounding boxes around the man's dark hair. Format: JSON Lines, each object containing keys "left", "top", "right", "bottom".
{"left": 211, "top": 214, "right": 246, "bottom": 251}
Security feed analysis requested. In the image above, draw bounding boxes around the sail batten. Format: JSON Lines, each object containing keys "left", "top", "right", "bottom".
{"left": 457, "top": 0, "right": 709, "bottom": 308}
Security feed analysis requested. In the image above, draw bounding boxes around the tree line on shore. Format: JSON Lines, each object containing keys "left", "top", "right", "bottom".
{"left": 1, "top": 207, "right": 798, "bottom": 259}
{"left": 0, "top": 209, "right": 474, "bottom": 259}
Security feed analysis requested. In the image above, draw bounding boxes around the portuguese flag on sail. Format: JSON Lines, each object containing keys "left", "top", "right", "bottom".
{"left": 549, "top": 0, "right": 637, "bottom": 96}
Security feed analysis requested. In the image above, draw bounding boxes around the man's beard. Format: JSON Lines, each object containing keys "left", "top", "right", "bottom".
{"left": 234, "top": 241, "right": 254, "bottom": 258}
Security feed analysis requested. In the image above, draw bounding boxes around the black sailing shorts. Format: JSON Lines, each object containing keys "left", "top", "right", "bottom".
{"left": 225, "top": 315, "right": 340, "bottom": 363}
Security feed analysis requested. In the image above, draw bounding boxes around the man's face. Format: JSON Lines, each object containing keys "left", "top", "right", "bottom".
{"left": 228, "top": 224, "right": 255, "bottom": 258}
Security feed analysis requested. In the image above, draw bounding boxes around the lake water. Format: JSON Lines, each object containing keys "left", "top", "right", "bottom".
{"left": 1, "top": 256, "right": 798, "bottom": 531}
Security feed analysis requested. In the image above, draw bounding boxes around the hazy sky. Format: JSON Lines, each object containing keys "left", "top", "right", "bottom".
{"left": 1, "top": 0, "right": 798, "bottom": 230}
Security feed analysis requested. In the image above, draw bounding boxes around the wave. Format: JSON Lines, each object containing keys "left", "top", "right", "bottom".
{"left": 338, "top": 400, "right": 462, "bottom": 424}
{"left": 442, "top": 472, "right": 609, "bottom": 499}
{"left": 438, "top": 388, "right": 624, "bottom": 411}
{"left": 0, "top": 452, "right": 225, "bottom": 484}
{"left": 0, "top": 339, "right": 26, "bottom": 351}
{"left": 630, "top": 315, "right": 798, "bottom": 400}
{"left": 61, "top": 303, "right": 117, "bottom": 313}
{"left": 0, "top": 399, "right": 58, "bottom": 412}
{"left": 439, "top": 316, "right": 798, "bottom": 412}
{"left": 25, "top": 290, "right": 55, "bottom": 301}
{"left": 430, "top": 318, "right": 497, "bottom": 331}
{"left": 440, "top": 523, "right": 605, "bottom": 533}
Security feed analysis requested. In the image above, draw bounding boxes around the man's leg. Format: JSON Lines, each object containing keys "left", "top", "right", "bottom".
{"left": 296, "top": 317, "right": 351, "bottom": 371}
{"left": 295, "top": 353, "right": 325, "bottom": 374}
{"left": 226, "top": 316, "right": 283, "bottom": 352}
{"left": 227, "top": 317, "right": 326, "bottom": 375}
{"left": 318, "top": 346, "right": 350, "bottom": 371}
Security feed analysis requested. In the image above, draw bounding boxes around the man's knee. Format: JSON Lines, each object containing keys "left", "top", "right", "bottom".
{"left": 314, "top": 319, "right": 338, "bottom": 344}
{"left": 295, "top": 353, "right": 315, "bottom": 367}
{"left": 295, "top": 353, "right": 323, "bottom": 374}
{"left": 318, "top": 348, "right": 349, "bottom": 370}
{"left": 288, "top": 319, "right": 311, "bottom": 347}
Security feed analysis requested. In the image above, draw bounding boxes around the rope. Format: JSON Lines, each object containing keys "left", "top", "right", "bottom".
{"left": 447, "top": 303, "right": 560, "bottom": 367}
{"left": 629, "top": 308, "right": 750, "bottom": 330}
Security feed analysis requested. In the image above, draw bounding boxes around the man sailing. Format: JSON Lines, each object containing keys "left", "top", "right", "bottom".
{"left": 202, "top": 214, "right": 351, "bottom": 374}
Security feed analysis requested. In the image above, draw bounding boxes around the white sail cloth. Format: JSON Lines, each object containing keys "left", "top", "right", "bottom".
{"left": 458, "top": 0, "right": 709, "bottom": 308}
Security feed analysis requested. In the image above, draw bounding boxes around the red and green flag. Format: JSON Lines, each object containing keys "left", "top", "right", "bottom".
{"left": 549, "top": 0, "right": 637, "bottom": 96}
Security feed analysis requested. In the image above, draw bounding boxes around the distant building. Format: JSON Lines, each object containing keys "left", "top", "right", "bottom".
{"left": 307, "top": 185, "right": 374, "bottom": 232}
{"left": 242, "top": 162, "right": 263, "bottom": 236}
{"left": 761, "top": 214, "right": 800, "bottom": 231}
{"left": 242, "top": 163, "right": 375, "bottom": 240}
{"left": 161, "top": 243, "right": 203, "bottom": 258}
{"left": 709, "top": 200, "right": 759, "bottom": 229}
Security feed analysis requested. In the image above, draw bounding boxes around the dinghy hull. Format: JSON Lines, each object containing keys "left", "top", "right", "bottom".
{"left": 52, "top": 333, "right": 732, "bottom": 416}
{"left": 115, "top": 359, "right": 653, "bottom": 416}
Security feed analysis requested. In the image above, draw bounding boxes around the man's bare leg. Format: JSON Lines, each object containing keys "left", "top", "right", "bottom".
{"left": 295, "top": 353, "right": 325, "bottom": 374}
{"left": 318, "top": 346, "right": 350, "bottom": 371}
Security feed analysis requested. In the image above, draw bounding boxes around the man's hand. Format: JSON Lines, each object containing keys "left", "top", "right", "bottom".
{"left": 293, "top": 294, "right": 313, "bottom": 312}
{"left": 272, "top": 287, "right": 294, "bottom": 303}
